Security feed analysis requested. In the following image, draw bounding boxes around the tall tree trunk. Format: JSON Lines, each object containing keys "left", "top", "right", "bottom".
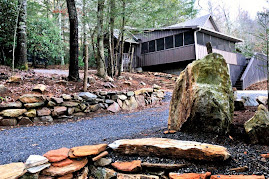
{"left": 117, "top": 0, "right": 126, "bottom": 77}
{"left": 15, "top": 0, "right": 28, "bottom": 70}
{"left": 107, "top": 0, "right": 115, "bottom": 77}
{"left": 83, "top": 44, "right": 88, "bottom": 92}
{"left": 66, "top": 0, "right": 79, "bottom": 81}
{"left": 96, "top": 0, "right": 107, "bottom": 78}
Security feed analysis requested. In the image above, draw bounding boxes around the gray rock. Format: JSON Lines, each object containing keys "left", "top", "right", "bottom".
{"left": 153, "top": 84, "right": 161, "bottom": 90}
{"left": 244, "top": 104, "right": 269, "bottom": 144}
{"left": 62, "top": 94, "right": 72, "bottom": 100}
{"left": 27, "top": 163, "right": 51, "bottom": 174}
{"left": 0, "top": 109, "right": 27, "bottom": 117}
{"left": 118, "top": 95, "right": 127, "bottom": 101}
{"left": 61, "top": 101, "right": 80, "bottom": 107}
{"left": 0, "top": 84, "right": 8, "bottom": 94}
{"left": 47, "top": 101, "right": 56, "bottom": 107}
{"left": 107, "top": 102, "right": 121, "bottom": 113}
{"left": 89, "top": 165, "right": 117, "bottom": 179}
{"left": 0, "top": 118, "right": 17, "bottom": 126}
{"left": 122, "top": 96, "right": 138, "bottom": 111}
{"left": 51, "top": 97, "right": 64, "bottom": 104}
{"left": 99, "top": 91, "right": 108, "bottom": 96}
{"left": 94, "top": 158, "right": 112, "bottom": 167}
{"left": 88, "top": 76, "right": 96, "bottom": 84}
{"left": 37, "top": 107, "right": 51, "bottom": 116}
{"left": 40, "top": 116, "right": 53, "bottom": 123}
{"left": 24, "top": 102, "right": 45, "bottom": 109}
{"left": 18, "top": 117, "right": 33, "bottom": 125}
{"left": 0, "top": 101, "right": 22, "bottom": 109}
{"left": 25, "top": 155, "right": 49, "bottom": 169}
{"left": 111, "top": 95, "right": 119, "bottom": 100}
{"left": 95, "top": 98, "right": 105, "bottom": 103}
{"left": 25, "top": 109, "right": 36, "bottom": 118}
{"left": 127, "top": 91, "right": 134, "bottom": 97}
{"left": 67, "top": 107, "right": 75, "bottom": 115}
{"left": 79, "top": 92, "right": 97, "bottom": 101}
{"left": 105, "top": 99, "right": 115, "bottom": 104}
{"left": 256, "top": 96, "right": 268, "bottom": 105}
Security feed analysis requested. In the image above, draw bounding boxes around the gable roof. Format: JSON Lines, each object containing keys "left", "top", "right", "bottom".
{"left": 168, "top": 14, "right": 219, "bottom": 32}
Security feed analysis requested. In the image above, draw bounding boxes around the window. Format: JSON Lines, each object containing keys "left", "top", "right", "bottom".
{"left": 149, "top": 40, "right": 155, "bottom": 52}
{"left": 165, "top": 36, "right": 174, "bottom": 49}
{"left": 197, "top": 32, "right": 204, "bottom": 45}
{"left": 175, "top": 34, "right": 183, "bottom": 47}
{"left": 157, "top": 38, "right": 164, "bottom": 51}
{"left": 184, "top": 31, "right": 194, "bottom": 45}
{"left": 141, "top": 42, "right": 148, "bottom": 54}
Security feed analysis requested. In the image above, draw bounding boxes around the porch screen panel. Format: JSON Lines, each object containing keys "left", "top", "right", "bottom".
{"left": 165, "top": 36, "right": 174, "bottom": 49}
{"left": 211, "top": 36, "right": 218, "bottom": 49}
{"left": 230, "top": 42, "right": 235, "bottom": 52}
{"left": 142, "top": 42, "right": 148, "bottom": 54}
{"left": 157, "top": 38, "right": 164, "bottom": 51}
{"left": 149, "top": 40, "right": 156, "bottom": 52}
{"left": 197, "top": 32, "right": 204, "bottom": 45}
{"left": 175, "top": 34, "right": 183, "bottom": 47}
{"left": 184, "top": 31, "right": 194, "bottom": 45}
{"left": 204, "top": 34, "right": 210, "bottom": 45}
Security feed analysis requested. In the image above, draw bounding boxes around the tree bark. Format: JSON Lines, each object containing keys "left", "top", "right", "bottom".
{"left": 117, "top": 0, "right": 126, "bottom": 77}
{"left": 83, "top": 44, "right": 88, "bottom": 92}
{"left": 107, "top": 0, "right": 115, "bottom": 77}
{"left": 15, "top": 0, "right": 28, "bottom": 70}
{"left": 96, "top": 0, "right": 107, "bottom": 78}
{"left": 66, "top": 0, "right": 79, "bottom": 81}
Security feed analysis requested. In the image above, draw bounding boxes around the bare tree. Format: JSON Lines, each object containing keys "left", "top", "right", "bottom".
{"left": 66, "top": 0, "right": 79, "bottom": 81}
{"left": 15, "top": 0, "right": 28, "bottom": 70}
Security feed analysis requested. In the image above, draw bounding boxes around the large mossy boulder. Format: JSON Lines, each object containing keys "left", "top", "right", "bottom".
{"left": 244, "top": 104, "right": 269, "bottom": 144}
{"left": 168, "top": 53, "right": 234, "bottom": 134}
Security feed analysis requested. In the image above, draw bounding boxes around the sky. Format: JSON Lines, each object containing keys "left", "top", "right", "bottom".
{"left": 195, "top": 0, "right": 269, "bottom": 20}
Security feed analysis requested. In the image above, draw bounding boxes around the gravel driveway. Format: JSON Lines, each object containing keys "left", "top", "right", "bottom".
{"left": 0, "top": 104, "right": 169, "bottom": 165}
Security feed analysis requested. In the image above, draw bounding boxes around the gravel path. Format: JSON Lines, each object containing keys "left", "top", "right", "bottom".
{"left": 0, "top": 104, "right": 169, "bottom": 165}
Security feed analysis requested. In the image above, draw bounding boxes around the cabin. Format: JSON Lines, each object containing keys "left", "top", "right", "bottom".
{"left": 118, "top": 15, "right": 266, "bottom": 89}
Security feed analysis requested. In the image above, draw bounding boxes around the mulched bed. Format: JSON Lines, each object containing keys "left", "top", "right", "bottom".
{"left": 246, "top": 80, "right": 267, "bottom": 90}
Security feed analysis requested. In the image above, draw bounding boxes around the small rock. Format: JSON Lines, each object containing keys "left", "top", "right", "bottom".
{"left": 87, "top": 104, "right": 100, "bottom": 112}
{"left": 61, "top": 101, "right": 79, "bottom": 107}
{"left": 229, "top": 166, "right": 248, "bottom": 172}
{"left": 77, "top": 166, "right": 89, "bottom": 179}
{"left": 124, "top": 81, "right": 132, "bottom": 86}
{"left": 135, "top": 95, "right": 145, "bottom": 107}
{"left": 24, "top": 102, "right": 45, "bottom": 109}
{"left": 18, "top": 117, "right": 33, "bottom": 125}
{"left": 256, "top": 96, "right": 268, "bottom": 105}
{"left": 112, "top": 160, "right": 141, "bottom": 173}
{"left": 122, "top": 96, "right": 138, "bottom": 111}
{"left": 128, "top": 77, "right": 133, "bottom": 80}
{"left": 25, "top": 109, "right": 37, "bottom": 118}
{"left": 105, "top": 76, "right": 114, "bottom": 82}
{"left": 67, "top": 108, "right": 75, "bottom": 115}
{"left": 88, "top": 76, "right": 96, "bottom": 84}
{"left": 141, "top": 163, "right": 185, "bottom": 170}
{"left": 107, "top": 102, "right": 121, "bottom": 113}
{"left": 19, "top": 94, "right": 45, "bottom": 103}
{"left": 94, "top": 158, "right": 112, "bottom": 167}
{"left": 153, "top": 84, "right": 161, "bottom": 90}
{"left": 43, "top": 147, "right": 70, "bottom": 162}
{"left": 28, "top": 163, "right": 51, "bottom": 174}
{"left": 234, "top": 99, "right": 245, "bottom": 111}
{"left": 37, "top": 107, "right": 51, "bottom": 116}
{"left": 134, "top": 88, "right": 153, "bottom": 96}
{"left": 52, "top": 158, "right": 73, "bottom": 167}
{"left": 127, "top": 91, "right": 134, "bottom": 97}
{"left": 0, "top": 101, "right": 22, "bottom": 109}
{"left": 0, "top": 109, "right": 27, "bottom": 117}
{"left": 52, "top": 106, "right": 67, "bottom": 116}
{"left": 25, "top": 155, "right": 49, "bottom": 169}
{"left": 104, "top": 82, "right": 116, "bottom": 88}
{"left": 32, "top": 84, "right": 46, "bottom": 93}
{"left": 0, "top": 118, "right": 17, "bottom": 126}
{"left": 0, "top": 84, "right": 8, "bottom": 94}
{"left": 89, "top": 166, "right": 117, "bottom": 179}
{"left": 211, "top": 175, "right": 265, "bottom": 179}
{"left": 79, "top": 92, "right": 97, "bottom": 101}
{"left": 117, "top": 173, "right": 159, "bottom": 179}
{"left": 140, "top": 82, "right": 146, "bottom": 86}
{"left": 0, "top": 162, "right": 26, "bottom": 178}
{"left": 99, "top": 91, "right": 108, "bottom": 96}
{"left": 7, "top": 75, "right": 22, "bottom": 83}
{"left": 136, "top": 67, "right": 143, "bottom": 73}
{"left": 51, "top": 97, "right": 64, "bottom": 104}
{"left": 105, "top": 99, "right": 114, "bottom": 104}
{"left": 47, "top": 101, "right": 56, "bottom": 107}
{"left": 117, "top": 99, "right": 123, "bottom": 108}
{"left": 62, "top": 94, "right": 72, "bottom": 100}
{"left": 73, "top": 112, "right": 86, "bottom": 116}
{"left": 70, "top": 144, "right": 107, "bottom": 158}
{"left": 42, "top": 158, "right": 88, "bottom": 177}
{"left": 169, "top": 172, "right": 211, "bottom": 179}
{"left": 79, "top": 103, "right": 87, "bottom": 111}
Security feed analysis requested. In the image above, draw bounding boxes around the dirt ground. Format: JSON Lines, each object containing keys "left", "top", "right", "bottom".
{"left": 246, "top": 80, "right": 267, "bottom": 90}
{"left": 0, "top": 65, "right": 176, "bottom": 102}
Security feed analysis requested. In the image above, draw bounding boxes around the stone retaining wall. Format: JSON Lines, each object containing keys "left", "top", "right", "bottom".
{"left": 0, "top": 87, "right": 165, "bottom": 126}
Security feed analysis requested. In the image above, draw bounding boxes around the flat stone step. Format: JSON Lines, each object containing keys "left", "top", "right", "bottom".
{"left": 108, "top": 138, "right": 230, "bottom": 161}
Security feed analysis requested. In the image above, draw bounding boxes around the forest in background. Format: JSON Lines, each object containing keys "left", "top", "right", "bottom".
{"left": 0, "top": 0, "right": 268, "bottom": 80}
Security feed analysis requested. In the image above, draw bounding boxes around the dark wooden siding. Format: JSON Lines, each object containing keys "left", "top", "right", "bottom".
{"left": 139, "top": 45, "right": 195, "bottom": 67}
